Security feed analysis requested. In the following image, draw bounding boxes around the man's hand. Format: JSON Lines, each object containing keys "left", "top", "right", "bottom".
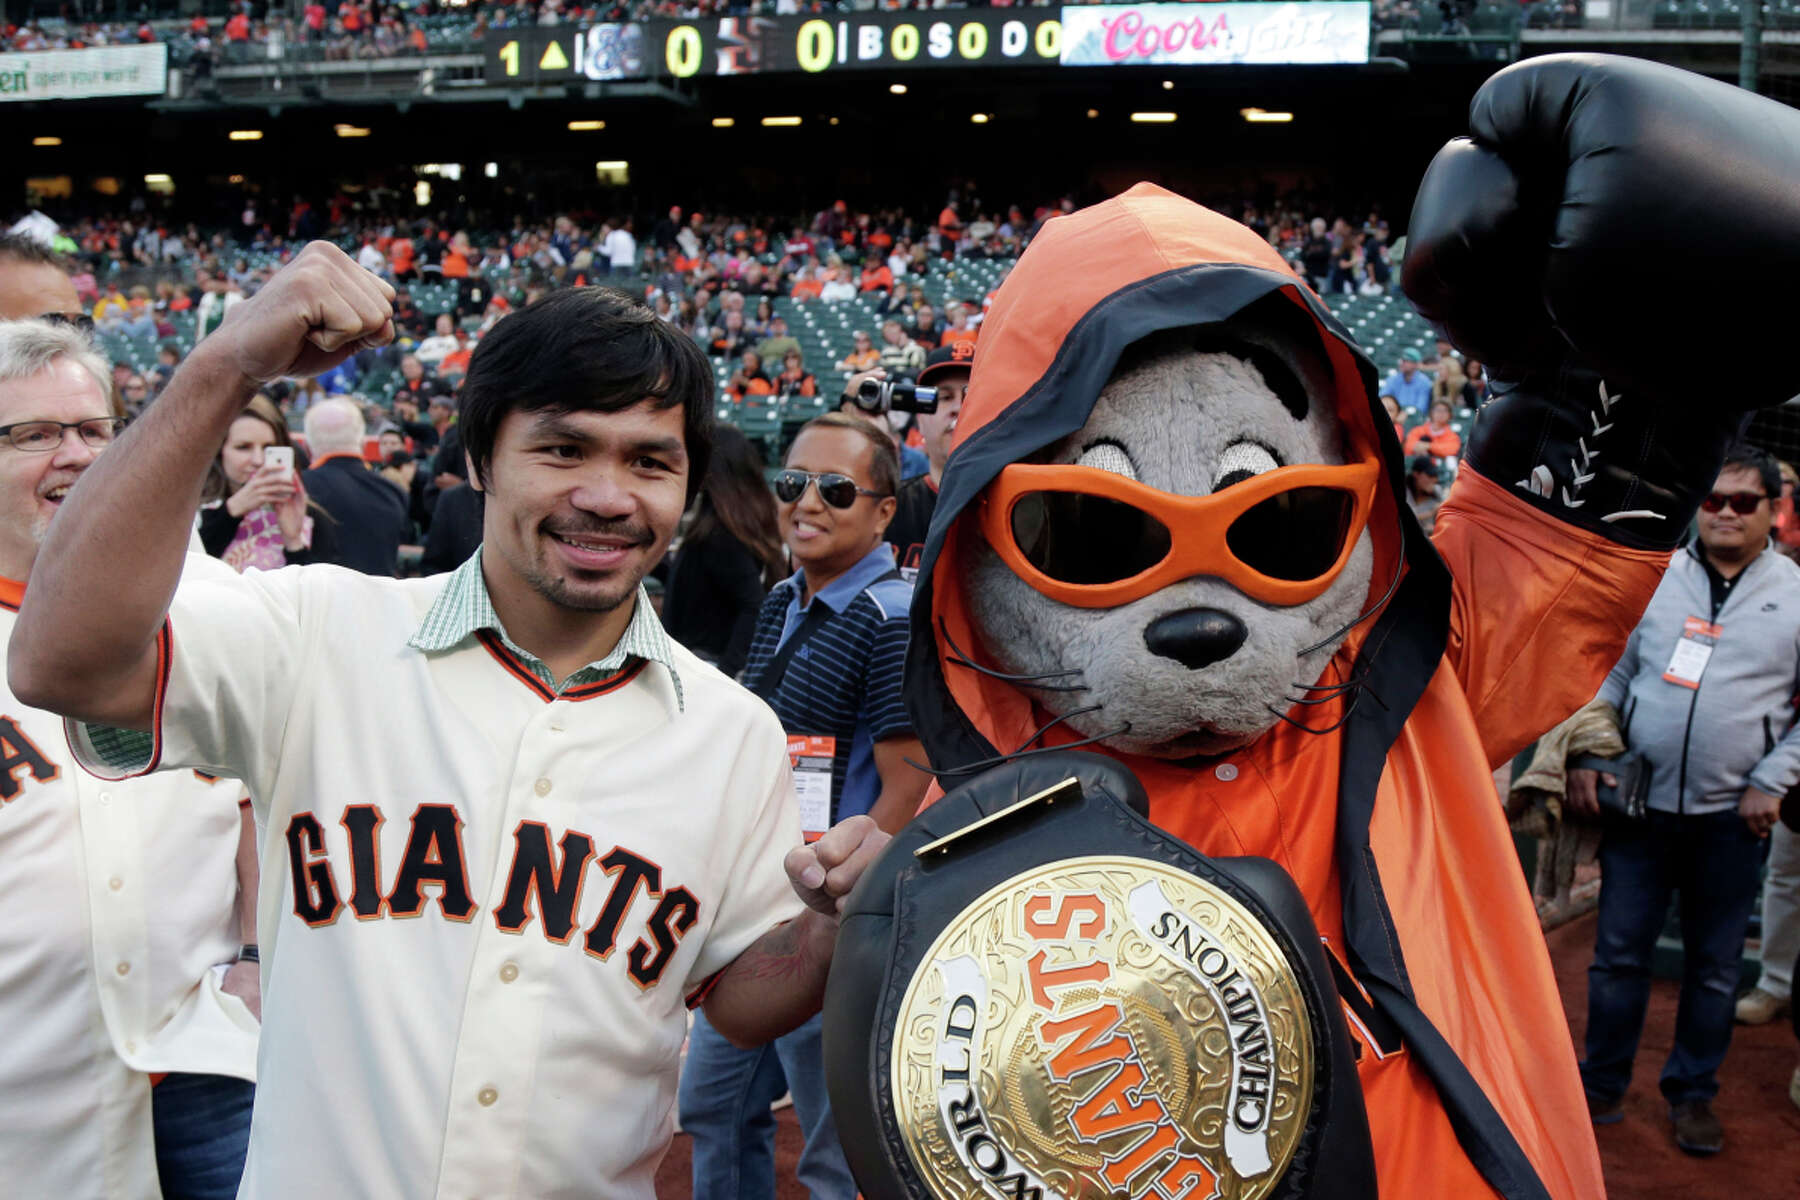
{"left": 842, "top": 366, "right": 887, "bottom": 402}
{"left": 203, "top": 242, "right": 396, "bottom": 383}
{"left": 1565, "top": 767, "right": 1617, "bottom": 817}
{"left": 221, "top": 960, "right": 261, "bottom": 1021}
{"left": 1740, "top": 785, "right": 1782, "bottom": 838}
{"left": 784, "top": 815, "right": 889, "bottom": 917}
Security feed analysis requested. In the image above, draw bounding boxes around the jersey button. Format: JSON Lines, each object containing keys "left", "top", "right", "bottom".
{"left": 98, "top": 792, "right": 112, "bottom": 806}
{"left": 499, "top": 961, "right": 519, "bottom": 983}
{"left": 477, "top": 1086, "right": 499, "bottom": 1107}
{"left": 108, "top": 876, "right": 124, "bottom": 891}
{"left": 1214, "top": 763, "right": 1238, "bottom": 782}
{"left": 534, "top": 778, "right": 552, "bottom": 797}
{"left": 115, "top": 961, "right": 131, "bottom": 976}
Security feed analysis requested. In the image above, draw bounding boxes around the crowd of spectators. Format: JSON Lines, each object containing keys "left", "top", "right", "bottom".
{"left": 8, "top": 181, "right": 1411, "bottom": 581}
{"left": 2, "top": 0, "right": 1581, "bottom": 59}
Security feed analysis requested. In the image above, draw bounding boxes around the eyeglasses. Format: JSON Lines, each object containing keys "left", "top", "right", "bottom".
{"left": 38, "top": 312, "right": 95, "bottom": 335}
{"left": 773, "top": 469, "right": 888, "bottom": 509}
{"left": 0, "top": 417, "right": 127, "bottom": 453}
{"left": 1700, "top": 491, "right": 1769, "bottom": 515}
{"left": 980, "top": 455, "right": 1381, "bottom": 610}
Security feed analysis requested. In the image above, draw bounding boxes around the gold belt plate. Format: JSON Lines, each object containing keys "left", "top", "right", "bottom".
{"left": 891, "top": 856, "right": 1314, "bottom": 1200}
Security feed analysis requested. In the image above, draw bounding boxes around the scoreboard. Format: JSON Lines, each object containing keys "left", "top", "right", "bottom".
{"left": 483, "top": 3, "right": 1370, "bottom": 84}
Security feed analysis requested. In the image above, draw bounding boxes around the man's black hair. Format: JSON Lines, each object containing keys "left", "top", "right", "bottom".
{"left": 0, "top": 231, "right": 71, "bottom": 271}
{"left": 458, "top": 286, "right": 714, "bottom": 500}
{"left": 1721, "top": 441, "right": 1783, "bottom": 500}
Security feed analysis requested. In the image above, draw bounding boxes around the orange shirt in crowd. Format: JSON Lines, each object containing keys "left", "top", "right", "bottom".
{"left": 730, "top": 376, "right": 776, "bottom": 400}
{"left": 790, "top": 277, "right": 823, "bottom": 301}
{"left": 439, "top": 346, "right": 472, "bottom": 377}
{"left": 388, "top": 238, "right": 415, "bottom": 276}
{"left": 1403, "top": 422, "right": 1463, "bottom": 460}
{"left": 441, "top": 249, "right": 469, "bottom": 279}
{"left": 860, "top": 265, "right": 893, "bottom": 293}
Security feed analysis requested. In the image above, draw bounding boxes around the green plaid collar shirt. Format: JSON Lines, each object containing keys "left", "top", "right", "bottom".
{"left": 411, "top": 548, "right": 684, "bottom": 711}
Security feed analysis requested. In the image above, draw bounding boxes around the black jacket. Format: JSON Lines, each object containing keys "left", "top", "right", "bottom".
{"left": 663, "top": 531, "right": 769, "bottom": 678}
{"left": 301, "top": 454, "right": 410, "bottom": 576}
{"left": 420, "top": 484, "right": 484, "bottom": 576}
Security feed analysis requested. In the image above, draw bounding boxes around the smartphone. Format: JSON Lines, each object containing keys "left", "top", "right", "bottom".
{"left": 263, "top": 446, "right": 294, "bottom": 474}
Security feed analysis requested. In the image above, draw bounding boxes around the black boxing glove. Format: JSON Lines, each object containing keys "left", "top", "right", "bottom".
{"left": 1403, "top": 54, "right": 1800, "bottom": 548}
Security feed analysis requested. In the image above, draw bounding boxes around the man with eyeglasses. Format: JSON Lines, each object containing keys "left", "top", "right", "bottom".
{"left": 1570, "top": 443, "right": 1800, "bottom": 1156}
{"left": 0, "top": 320, "right": 259, "bottom": 1199}
{"left": 678, "top": 412, "right": 931, "bottom": 1200}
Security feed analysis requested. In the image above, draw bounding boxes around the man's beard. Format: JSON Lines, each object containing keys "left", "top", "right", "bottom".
{"left": 524, "top": 517, "right": 655, "bottom": 613}
{"left": 520, "top": 561, "right": 638, "bottom": 613}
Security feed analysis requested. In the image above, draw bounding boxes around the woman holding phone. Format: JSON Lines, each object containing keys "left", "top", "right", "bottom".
{"left": 199, "top": 395, "right": 336, "bottom": 571}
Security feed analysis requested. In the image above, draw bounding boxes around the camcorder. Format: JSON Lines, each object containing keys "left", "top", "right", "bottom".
{"left": 853, "top": 377, "right": 940, "bottom": 416}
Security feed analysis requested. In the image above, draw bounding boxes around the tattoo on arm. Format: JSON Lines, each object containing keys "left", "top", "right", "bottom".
{"left": 726, "top": 917, "right": 831, "bottom": 986}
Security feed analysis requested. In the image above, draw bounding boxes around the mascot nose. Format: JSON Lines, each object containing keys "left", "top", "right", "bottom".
{"left": 1143, "top": 608, "right": 1248, "bottom": 670}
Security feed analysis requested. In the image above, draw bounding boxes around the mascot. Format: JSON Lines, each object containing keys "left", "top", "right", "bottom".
{"left": 824, "top": 54, "right": 1800, "bottom": 1200}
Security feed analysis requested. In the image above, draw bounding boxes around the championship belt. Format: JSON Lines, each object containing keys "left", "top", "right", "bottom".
{"left": 823, "top": 752, "right": 1376, "bottom": 1200}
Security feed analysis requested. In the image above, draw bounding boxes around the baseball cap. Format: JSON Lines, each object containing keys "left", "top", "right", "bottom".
{"left": 917, "top": 340, "right": 977, "bottom": 386}
{"left": 1399, "top": 347, "right": 1422, "bottom": 363}
{"left": 1408, "top": 453, "right": 1439, "bottom": 475}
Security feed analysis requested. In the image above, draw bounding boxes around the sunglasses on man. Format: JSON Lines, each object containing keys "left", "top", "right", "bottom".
{"left": 1699, "top": 491, "right": 1769, "bottom": 515}
{"left": 39, "top": 312, "right": 96, "bottom": 335}
{"left": 773, "top": 469, "right": 888, "bottom": 509}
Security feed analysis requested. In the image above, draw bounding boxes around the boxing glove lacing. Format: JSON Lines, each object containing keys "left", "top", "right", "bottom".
{"left": 1514, "top": 380, "right": 1663, "bottom": 525}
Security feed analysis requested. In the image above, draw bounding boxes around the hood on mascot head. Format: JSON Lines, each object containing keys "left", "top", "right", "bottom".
{"left": 909, "top": 183, "right": 1428, "bottom": 779}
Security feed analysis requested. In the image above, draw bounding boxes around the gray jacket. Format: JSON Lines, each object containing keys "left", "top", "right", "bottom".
{"left": 1599, "top": 542, "right": 1800, "bottom": 815}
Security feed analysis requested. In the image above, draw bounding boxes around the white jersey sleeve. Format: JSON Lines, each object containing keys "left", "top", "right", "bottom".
{"left": 681, "top": 707, "right": 806, "bottom": 1006}
{"left": 69, "top": 561, "right": 312, "bottom": 799}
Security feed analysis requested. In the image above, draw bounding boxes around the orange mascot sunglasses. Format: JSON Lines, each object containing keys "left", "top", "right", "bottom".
{"left": 979, "top": 455, "right": 1382, "bottom": 610}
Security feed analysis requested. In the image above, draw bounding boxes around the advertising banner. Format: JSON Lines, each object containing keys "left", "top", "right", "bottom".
{"left": 0, "top": 43, "right": 168, "bottom": 103}
{"left": 1059, "top": 2, "right": 1371, "bottom": 67}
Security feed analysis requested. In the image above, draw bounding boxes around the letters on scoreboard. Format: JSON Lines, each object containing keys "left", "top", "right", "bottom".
{"left": 480, "top": 4, "right": 1372, "bottom": 83}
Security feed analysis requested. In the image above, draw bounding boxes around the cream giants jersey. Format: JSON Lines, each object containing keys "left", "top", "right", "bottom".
{"left": 71, "top": 562, "right": 805, "bottom": 1200}
{"left": 0, "top": 578, "right": 257, "bottom": 1200}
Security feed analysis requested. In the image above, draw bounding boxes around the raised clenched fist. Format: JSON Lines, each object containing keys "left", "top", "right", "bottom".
{"left": 204, "top": 241, "right": 397, "bottom": 383}
{"left": 1403, "top": 54, "right": 1800, "bottom": 547}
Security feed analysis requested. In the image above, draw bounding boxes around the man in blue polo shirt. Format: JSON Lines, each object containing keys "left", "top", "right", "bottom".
{"left": 678, "top": 412, "right": 929, "bottom": 1200}
{"left": 1381, "top": 346, "right": 1433, "bottom": 415}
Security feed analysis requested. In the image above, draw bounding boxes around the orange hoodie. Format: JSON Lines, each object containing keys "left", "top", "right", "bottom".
{"left": 907, "top": 185, "right": 1670, "bottom": 1200}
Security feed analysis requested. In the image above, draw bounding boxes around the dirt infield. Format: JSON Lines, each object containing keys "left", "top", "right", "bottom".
{"left": 1548, "top": 912, "right": 1800, "bottom": 1199}
{"left": 656, "top": 910, "right": 1800, "bottom": 1198}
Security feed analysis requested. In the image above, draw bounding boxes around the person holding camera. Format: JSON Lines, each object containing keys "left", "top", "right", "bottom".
{"left": 836, "top": 368, "right": 928, "bottom": 483}
{"left": 884, "top": 343, "right": 971, "bottom": 579}
{"left": 1569, "top": 444, "right": 1800, "bottom": 1155}
{"left": 199, "top": 394, "right": 337, "bottom": 571}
